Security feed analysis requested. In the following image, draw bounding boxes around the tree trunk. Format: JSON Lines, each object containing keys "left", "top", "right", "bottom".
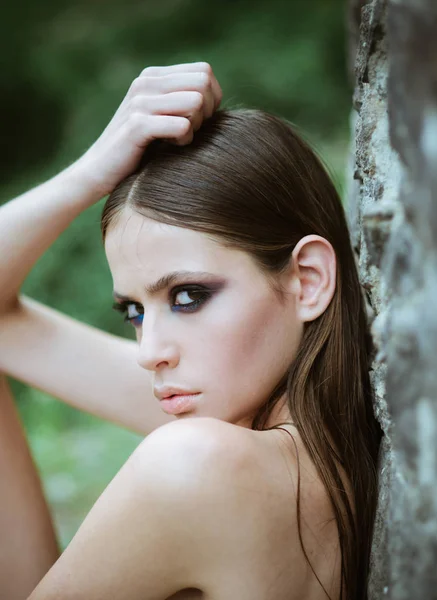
{"left": 347, "top": 0, "right": 437, "bottom": 598}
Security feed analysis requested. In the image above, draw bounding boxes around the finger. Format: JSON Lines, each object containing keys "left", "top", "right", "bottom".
{"left": 140, "top": 62, "right": 210, "bottom": 76}
{"left": 157, "top": 71, "right": 216, "bottom": 119}
{"left": 123, "top": 114, "right": 192, "bottom": 147}
{"left": 168, "top": 127, "right": 195, "bottom": 146}
{"left": 129, "top": 91, "right": 203, "bottom": 117}
{"left": 140, "top": 62, "right": 223, "bottom": 111}
{"left": 132, "top": 72, "right": 215, "bottom": 119}
{"left": 126, "top": 91, "right": 204, "bottom": 133}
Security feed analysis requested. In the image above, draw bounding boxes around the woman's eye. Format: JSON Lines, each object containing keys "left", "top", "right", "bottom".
{"left": 113, "top": 286, "right": 211, "bottom": 325}
{"left": 127, "top": 304, "right": 140, "bottom": 318}
{"left": 174, "top": 290, "right": 197, "bottom": 305}
{"left": 172, "top": 287, "right": 211, "bottom": 312}
{"left": 112, "top": 301, "right": 143, "bottom": 326}
{"left": 125, "top": 303, "right": 143, "bottom": 326}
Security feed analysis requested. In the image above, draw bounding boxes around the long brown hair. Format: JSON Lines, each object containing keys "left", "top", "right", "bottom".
{"left": 101, "top": 108, "right": 382, "bottom": 600}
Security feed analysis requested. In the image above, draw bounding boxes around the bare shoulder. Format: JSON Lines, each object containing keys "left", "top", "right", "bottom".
{"left": 27, "top": 417, "right": 254, "bottom": 600}
{"left": 139, "top": 417, "right": 277, "bottom": 524}
{"left": 139, "top": 415, "right": 265, "bottom": 513}
{"left": 134, "top": 416, "right": 255, "bottom": 484}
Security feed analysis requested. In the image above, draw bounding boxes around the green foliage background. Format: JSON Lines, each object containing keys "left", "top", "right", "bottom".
{"left": 1, "top": 0, "right": 351, "bottom": 548}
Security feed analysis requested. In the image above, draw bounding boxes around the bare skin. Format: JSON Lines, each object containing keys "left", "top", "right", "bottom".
{"left": 0, "top": 375, "right": 59, "bottom": 599}
{"left": 0, "top": 381, "right": 340, "bottom": 600}
{"left": 161, "top": 419, "right": 342, "bottom": 600}
{"left": 0, "top": 62, "right": 341, "bottom": 598}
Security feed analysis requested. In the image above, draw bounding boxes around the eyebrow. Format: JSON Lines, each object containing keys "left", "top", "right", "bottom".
{"left": 113, "top": 270, "right": 220, "bottom": 302}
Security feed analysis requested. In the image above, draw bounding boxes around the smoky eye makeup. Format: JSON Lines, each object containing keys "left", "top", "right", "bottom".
{"left": 112, "top": 300, "right": 144, "bottom": 326}
{"left": 112, "top": 278, "right": 227, "bottom": 325}
{"left": 170, "top": 284, "right": 213, "bottom": 312}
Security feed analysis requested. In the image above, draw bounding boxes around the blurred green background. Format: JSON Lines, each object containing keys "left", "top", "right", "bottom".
{"left": 1, "top": 0, "right": 352, "bottom": 549}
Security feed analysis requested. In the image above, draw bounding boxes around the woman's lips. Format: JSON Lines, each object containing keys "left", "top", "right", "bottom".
{"left": 160, "top": 393, "right": 201, "bottom": 415}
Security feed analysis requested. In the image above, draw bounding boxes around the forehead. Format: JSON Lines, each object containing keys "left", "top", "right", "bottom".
{"left": 104, "top": 207, "right": 258, "bottom": 285}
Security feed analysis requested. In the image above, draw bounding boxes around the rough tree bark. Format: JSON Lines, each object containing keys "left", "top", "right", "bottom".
{"left": 347, "top": 0, "right": 437, "bottom": 598}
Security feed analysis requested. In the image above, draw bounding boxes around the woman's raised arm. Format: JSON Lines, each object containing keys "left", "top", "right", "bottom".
{"left": 0, "top": 61, "right": 222, "bottom": 314}
{"left": 0, "top": 62, "right": 222, "bottom": 435}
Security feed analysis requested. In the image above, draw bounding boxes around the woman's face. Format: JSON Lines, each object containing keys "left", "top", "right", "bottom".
{"left": 105, "top": 208, "right": 302, "bottom": 428}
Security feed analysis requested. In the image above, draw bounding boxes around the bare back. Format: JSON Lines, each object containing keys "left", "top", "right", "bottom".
{"left": 0, "top": 300, "right": 341, "bottom": 600}
{"left": 168, "top": 424, "right": 341, "bottom": 600}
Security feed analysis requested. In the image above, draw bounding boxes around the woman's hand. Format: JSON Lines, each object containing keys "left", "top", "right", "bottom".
{"left": 74, "top": 61, "right": 223, "bottom": 198}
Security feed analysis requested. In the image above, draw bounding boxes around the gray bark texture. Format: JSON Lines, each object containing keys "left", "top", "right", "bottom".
{"left": 347, "top": 0, "right": 437, "bottom": 598}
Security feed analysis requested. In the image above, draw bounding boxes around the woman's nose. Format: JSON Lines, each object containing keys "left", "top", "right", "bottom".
{"left": 136, "top": 317, "right": 180, "bottom": 372}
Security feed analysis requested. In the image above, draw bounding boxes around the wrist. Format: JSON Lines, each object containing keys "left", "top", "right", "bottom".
{"left": 59, "top": 159, "right": 110, "bottom": 207}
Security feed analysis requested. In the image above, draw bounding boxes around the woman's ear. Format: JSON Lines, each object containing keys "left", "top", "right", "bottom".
{"left": 287, "top": 235, "right": 337, "bottom": 323}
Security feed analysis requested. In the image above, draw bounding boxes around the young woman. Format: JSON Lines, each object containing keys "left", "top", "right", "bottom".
{"left": 0, "top": 61, "right": 382, "bottom": 600}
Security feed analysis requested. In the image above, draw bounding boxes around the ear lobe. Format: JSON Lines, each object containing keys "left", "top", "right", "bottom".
{"left": 290, "top": 235, "right": 337, "bottom": 323}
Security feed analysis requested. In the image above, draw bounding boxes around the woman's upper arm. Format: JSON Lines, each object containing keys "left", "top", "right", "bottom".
{"left": 0, "top": 295, "right": 175, "bottom": 435}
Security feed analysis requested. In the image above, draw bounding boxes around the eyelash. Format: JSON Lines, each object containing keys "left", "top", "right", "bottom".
{"left": 112, "top": 285, "right": 212, "bottom": 326}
